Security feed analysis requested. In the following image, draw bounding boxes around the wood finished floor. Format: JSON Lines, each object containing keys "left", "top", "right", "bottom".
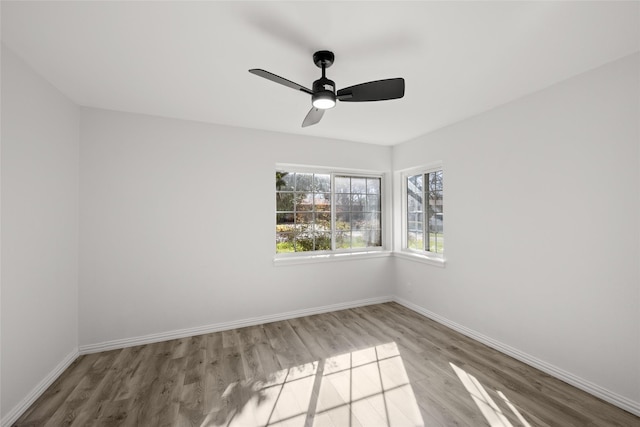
{"left": 14, "top": 302, "right": 639, "bottom": 426}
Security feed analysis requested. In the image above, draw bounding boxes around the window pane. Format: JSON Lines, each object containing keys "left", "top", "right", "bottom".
{"left": 428, "top": 214, "right": 443, "bottom": 233}
{"left": 315, "top": 233, "right": 332, "bottom": 251}
{"left": 408, "top": 195, "right": 422, "bottom": 212}
{"left": 430, "top": 170, "right": 443, "bottom": 191}
{"left": 366, "top": 212, "right": 381, "bottom": 229}
{"left": 408, "top": 221, "right": 422, "bottom": 235}
{"left": 431, "top": 189, "right": 443, "bottom": 202}
{"left": 408, "top": 232, "right": 423, "bottom": 250}
{"left": 336, "top": 212, "right": 351, "bottom": 230}
{"left": 351, "top": 231, "right": 367, "bottom": 248}
{"left": 276, "top": 171, "right": 294, "bottom": 191}
{"left": 315, "top": 193, "right": 331, "bottom": 211}
{"left": 336, "top": 231, "right": 351, "bottom": 248}
{"left": 408, "top": 174, "right": 423, "bottom": 193}
{"left": 295, "top": 236, "right": 314, "bottom": 251}
{"left": 295, "top": 173, "right": 313, "bottom": 191}
{"left": 276, "top": 232, "right": 295, "bottom": 253}
{"left": 351, "top": 211, "right": 365, "bottom": 226}
{"left": 428, "top": 232, "right": 444, "bottom": 253}
{"left": 367, "top": 178, "right": 380, "bottom": 195}
{"left": 276, "top": 193, "right": 294, "bottom": 212}
{"left": 408, "top": 212, "right": 423, "bottom": 224}
{"left": 335, "top": 177, "right": 350, "bottom": 193}
{"left": 276, "top": 213, "right": 294, "bottom": 225}
{"left": 335, "top": 193, "right": 350, "bottom": 212}
{"left": 315, "top": 212, "right": 331, "bottom": 230}
{"left": 314, "top": 174, "right": 331, "bottom": 192}
{"left": 368, "top": 230, "right": 382, "bottom": 247}
{"left": 295, "top": 193, "right": 314, "bottom": 211}
{"left": 366, "top": 195, "right": 380, "bottom": 212}
{"left": 295, "top": 212, "right": 313, "bottom": 225}
{"left": 352, "top": 218, "right": 366, "bottom": 231}
{"left": 350, "top": 194, "right": 365, "bottom": 211}
{"left": 350, "top": 177, "right": 366, "bottom": 194}
{"left": 407, "top": 175, "right": 423, "bottom": 213}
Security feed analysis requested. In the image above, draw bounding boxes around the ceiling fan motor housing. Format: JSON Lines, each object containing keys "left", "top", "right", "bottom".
{"left": 312, "top": 77, "right": 335, "bottom": 94}
{"left": 312, "top": 77, "right": 336, "bottom": 109}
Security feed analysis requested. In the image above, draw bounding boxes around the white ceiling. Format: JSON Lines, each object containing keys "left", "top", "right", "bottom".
{"left": 2, "top": 1, "right": 638, "bottom": 145}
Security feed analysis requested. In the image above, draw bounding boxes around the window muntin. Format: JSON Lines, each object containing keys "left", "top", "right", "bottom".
{"left": 276, "top": 170, "right": 382, "bottom": 254}
{"left": 406, "top": 169, "right": 443, "bottom": 254}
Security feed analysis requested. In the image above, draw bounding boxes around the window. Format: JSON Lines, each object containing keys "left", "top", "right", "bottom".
{"left": 276, "top": 169, "right": 383, "bottom": 254}
{"left": 406, "top": 168, "right": 443, "bottom": 254}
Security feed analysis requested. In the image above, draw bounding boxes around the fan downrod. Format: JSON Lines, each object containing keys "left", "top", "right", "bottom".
{"left": 313, "top": 51, "right": 334, "bottom": 69}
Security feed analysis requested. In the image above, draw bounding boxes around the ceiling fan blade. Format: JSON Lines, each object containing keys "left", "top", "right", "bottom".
{"left": 337, "top": 78, "right": 405, "bottom": 102}
{"left": 302, "top": 107, "right": 324, "bottom": 127}
{"left": 249, "top": 69, "right": 312, "bottom": 95}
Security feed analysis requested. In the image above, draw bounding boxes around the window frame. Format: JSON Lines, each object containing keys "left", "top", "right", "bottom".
{"left": 275, "top": 164, "right": 389, "bottom": 263}
{"left": 399, "top": 163, "right": 446, "bottom": 267}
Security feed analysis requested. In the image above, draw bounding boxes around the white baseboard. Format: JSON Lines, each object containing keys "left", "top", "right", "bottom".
{"left": 1, "top": 349, "right": 79, "bottom": 427}
{"left": 393, "top": 296, "right": 640, "bottom": 417}
{"left": 79, "top": 295, "right": 394, "bottom": 355}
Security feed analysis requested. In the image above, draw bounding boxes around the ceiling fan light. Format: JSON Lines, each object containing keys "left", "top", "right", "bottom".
{"left": 312, "top": 92, "right": 336, "bottom": 109}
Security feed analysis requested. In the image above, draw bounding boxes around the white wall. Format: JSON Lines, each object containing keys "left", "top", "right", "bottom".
{"left": 392, "top": 53, "right": 640, "bottom": 406}
{"left": 1, "top": 45, "right": 79, "bottom": 420}
{"left": 79, "top": 108, "right": 393, "bottom": 347}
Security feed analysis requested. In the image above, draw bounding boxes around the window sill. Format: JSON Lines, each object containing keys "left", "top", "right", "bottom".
{"left": 274, "top": 250, "right": 392, "bottom": 266}
{"left": 393, "top": 251, "right": 446, "bottom": 268}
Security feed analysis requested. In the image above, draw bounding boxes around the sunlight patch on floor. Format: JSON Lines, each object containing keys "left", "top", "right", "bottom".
{"left": 497, "top": 391, "right": 531, "bottom": 427}
{"left": 450, "top": 362, "right": 531, "bottom": 427}
{"left": 206, "top": 342, "right": 424, "bottom": 426}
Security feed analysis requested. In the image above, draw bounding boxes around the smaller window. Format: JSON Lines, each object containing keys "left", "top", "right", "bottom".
{"left": 405, "top": 168, "right": 443, "bottom": 255}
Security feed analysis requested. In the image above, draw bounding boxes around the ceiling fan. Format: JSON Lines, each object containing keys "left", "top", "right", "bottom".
{"left": 249, "top": 50, "right": 405, "bottom": 127}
